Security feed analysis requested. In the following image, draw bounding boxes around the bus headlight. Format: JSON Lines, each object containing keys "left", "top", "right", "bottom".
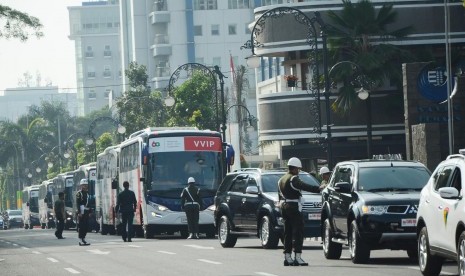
{"left": 148, "top": 201, "right": 169, "bottom": 212}
{"left": 206, "top": 205, "right": 215, "bottom": 211}
{"left": 66, "top": 211, "right": 73, "bottom": 216}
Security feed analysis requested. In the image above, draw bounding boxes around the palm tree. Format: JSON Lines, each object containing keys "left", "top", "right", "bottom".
{"left": 326, "top": 0, "right": 413, "bottom": 112}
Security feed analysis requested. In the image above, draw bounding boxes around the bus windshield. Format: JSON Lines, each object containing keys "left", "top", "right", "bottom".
{"left": 29, "top": 190, "right": 39, "bottom": 213}
{"left": 148, "top": 151, "right": 222, "bottom": 195}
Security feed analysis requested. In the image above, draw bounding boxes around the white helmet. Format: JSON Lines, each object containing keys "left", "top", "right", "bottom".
{"left": 80, "top": 179, "right": 88, "bottom": 185}
{"left": 188, "top": 177, "right": 195, "bottom": 183}
{"left": 287, "top": 157, "right": 302, "bottom": 168}
{"left": 319, "top": 166, "right": 331, "bottom": 175}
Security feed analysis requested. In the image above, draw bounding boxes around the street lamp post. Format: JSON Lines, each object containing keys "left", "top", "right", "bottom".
{"left": 64, "top": 132, "right": 86, "bottom": 169}
{"left": 86, "top": 116, "right": 126, "bottom": 162}
{"left": 213, "top": 65, "right": 227, "bottom": 146}
{"left": 241, "top": 7, "right": 333, "bottom": 168}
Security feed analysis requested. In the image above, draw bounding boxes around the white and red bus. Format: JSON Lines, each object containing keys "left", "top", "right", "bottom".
{"left": 95, "top": 145, "right": 120, "bottom": 235}
{"left": 21, "top": 185, "right": 40, "bottom": 229}
{"left": 118, "top": 127, "right": 223, "bottom": 238}
{"left": 38, "top": 180, "right": 55, "bottom": 229}
{"left": 73, "top": 163, "right": 100, "bottom": 232}
{"left": 53, "top": 172, "right": 76, "bottom": 229}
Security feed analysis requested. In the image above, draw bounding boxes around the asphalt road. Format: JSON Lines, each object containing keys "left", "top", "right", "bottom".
{"left": 0, "top": 228, "right": 459, "bottom": 276}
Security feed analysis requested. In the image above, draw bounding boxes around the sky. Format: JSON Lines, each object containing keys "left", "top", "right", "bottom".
{"left": 0, "top": 0, "right": 84, "bottom": 94}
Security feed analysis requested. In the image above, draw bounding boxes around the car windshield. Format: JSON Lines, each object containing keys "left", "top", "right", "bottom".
{"left": 261, "top": 173, "right": 320, "bottom": 193}
{"left": 358, "top": 166, "right": 430, "bottom": 192}
{"left": 8, "top": 210, "right": 22, "bottom": 216}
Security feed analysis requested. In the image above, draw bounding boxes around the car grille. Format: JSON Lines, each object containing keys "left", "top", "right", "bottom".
{"left": 386, "top": 205, "right": 409, "bottom": 214}
{"left": 302, "top": 202, "right": 322, "bottom": 212}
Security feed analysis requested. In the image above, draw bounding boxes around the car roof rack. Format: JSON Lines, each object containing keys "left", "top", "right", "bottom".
{"left": 447, "top": 149, "right": 465, "bottom": 160}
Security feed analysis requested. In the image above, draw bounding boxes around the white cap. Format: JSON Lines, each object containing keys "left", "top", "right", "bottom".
{"left": 319, "top": 166, "right": 331, "bottom": 175}
{"left": 188, "top": 177, "right": 195, "bottom": 183}
{"left": 287, "top": 157, "right": 302, "bottom": 168}
{"left": 80, "top": 179, "right": 88, "bottom": 185}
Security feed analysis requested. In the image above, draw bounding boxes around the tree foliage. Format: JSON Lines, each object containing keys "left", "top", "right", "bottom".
{"left": 0, "top": 5, "right": 43, "bottom": 41}
{"left": 168, "top": 71, "right": 217, "bottom": 130}
{"left": 326, "top": 0, "right": 413, "bottom": 113}
{"left": 116, "top": 62, "right": 166, "bottom": 135}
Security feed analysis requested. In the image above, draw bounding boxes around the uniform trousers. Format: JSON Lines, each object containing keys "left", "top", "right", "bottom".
{"left": 281, "top": 202, "right": 304, "bottom": 254}
{"left": 78, "top": 211, "right": 89, "bottom": 239}
{"left": 184, "top": 204, "right": 199, "bottom": 235}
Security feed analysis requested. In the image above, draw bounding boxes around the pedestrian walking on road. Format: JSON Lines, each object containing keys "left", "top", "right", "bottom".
{"left": 116, "top": 181, "right": 137, "bottom": 242}
{"left": 76, "top": 179, "right": 90, "bottom": 246}
{"left": 180, "top": 177, "right": 202, "bottom": 239}
{"left": 54, "top": 191, "right": 66, "bottom": 239}
{"left": 278, "top": 157, "right": 321, "bottom": 266}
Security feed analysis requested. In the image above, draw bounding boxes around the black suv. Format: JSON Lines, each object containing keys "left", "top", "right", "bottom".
{"left": 214, "top": 168, "right": 321, "bottom": 249}
{"left": 321, "top": 159, "right": 431, "bottom": 263}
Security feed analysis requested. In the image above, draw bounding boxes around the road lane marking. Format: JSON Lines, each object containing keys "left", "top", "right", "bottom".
{"left": 184, "top": 244, "right": 215, "bottom": 249}
{"left": 32, "top": 251, "right": 41, "bottom": 254}
{"left": 64, "top": 268, "right": 80, "bottom": 274}
{"left": 47, "top": 258, "right": 59, "bottom": 263}
{"left": 87, "top": 249, "right": 110, "bottom": 255}
{"left": 255, "top": 273, "right": 278, "bottom": 276}
{"left": 197, "top": 259, "right": 222, "bottom": 265}
{"left": 5, "top": 241, "right": 11, "bottom": 244}
{"left": 22, "top": 247, "right": 28, "bottom": 250}
{"left": 12, "top": 243, "right": 18, "bottom": 246}
{"left": 0, "top": 259, "right": 4, "bottom": 262}
{"left": 128, "top": 244, "right": 141, "bottom": 248}
{"left": 157, "top": 251, "right": 176, "bottom": 255}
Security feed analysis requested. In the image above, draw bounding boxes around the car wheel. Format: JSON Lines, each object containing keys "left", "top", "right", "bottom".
{"left": 323, "top": 218, "right": 342, "bottom": 259}
{"left": 219, "top": 215, "right": 237, "bottom": 248}
{"left": 418, "top": 226, "right": 443, "bottom": 276}
{"left": 259, "top": 216, "right": 279, "bottom": 249}
{"left": 349, "top": 220, "right": 370, "bottom": 264}
{"left": 457, "top": 231, "right": 465, "bottom": 276}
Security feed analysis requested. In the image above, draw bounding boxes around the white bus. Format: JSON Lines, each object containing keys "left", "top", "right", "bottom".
{"left": 96, "top": 145, "right": 120, "bottom": 235}
{"left": 73, "top": 163, "right": 100, "bottom": 232}
{"left": 21, "top": 185, "right": 40, "bottom": 229}
{"left": 53, "top": 172, "right": 76, "bottom": 229}
{"left": 118, "top": 127, "right": 223, "bottom": 238}
{"left": 38, "top": 180, "right": 56, "bottom": 229}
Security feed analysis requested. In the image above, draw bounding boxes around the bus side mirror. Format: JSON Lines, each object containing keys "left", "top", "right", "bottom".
{"left": 111, "top": 179, "right": 118, "bottom": 189}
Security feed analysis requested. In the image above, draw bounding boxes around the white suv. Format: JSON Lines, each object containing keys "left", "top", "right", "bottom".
{"left": 416, "top": 149, "right": 465, "bottom": 276}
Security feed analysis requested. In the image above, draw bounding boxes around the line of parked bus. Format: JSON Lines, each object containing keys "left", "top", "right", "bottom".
{"left": 21, "top": 127, "right": 223, "bottom": 238}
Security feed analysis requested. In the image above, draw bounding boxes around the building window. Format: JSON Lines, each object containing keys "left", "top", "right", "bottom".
{"left": 85, "top": 46, "right": 94, "bottom": 58}
{"left": 194, "top": 0, "right": 218, "bottom": 10}
{"left": 88, "top": 89, "right": 96, "bottom": 100}
{"left": 195, "top": 57, "right": 204, "bottom": 64}
{"left": 87, "top": 66, "right": 96, "bottom": 79}
{"left": 103, "top": 66, "right": 112, "bottom": 78}
{"left": 211, "top": 25, "right": 220, "bottom": 36}
{"left": 212, "top": 57, "right": 221, "bottom": 68}
{"left": 260, "top": 0, "right": 283, "bottom": 6}
{"left": 228, "top": 0, "right": 251, "bottom": 9}
{"left": 228, "top": 24, "right": 237, "bottom": 35}
{"left": 194, "top": 25, "right": 203, "bottom": 36}
{"left": 104, "top": 89, "right": 111, "bottom": 99}
{"left": 104, "top": 45, "right": 111, "bottom": 57}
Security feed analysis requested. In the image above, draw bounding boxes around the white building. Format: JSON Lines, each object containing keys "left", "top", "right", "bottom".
{"left": 0, "top": 86, "right": 77, "bottom": 122}
{"left": 68, "top": 0, "right": 122, "bottom": 116}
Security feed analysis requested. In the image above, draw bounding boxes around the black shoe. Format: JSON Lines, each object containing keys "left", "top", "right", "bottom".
{"left": 284, "top": 259, "right": 295, "bottom": 266}
{"left": 128, "top": 239, "right": 132, "bottom": 242}
{"left": 122, "top": 237, "right": 127, "bottom": 242}
{"left": 58, "top": 237, "right": 65, "bottom": 239}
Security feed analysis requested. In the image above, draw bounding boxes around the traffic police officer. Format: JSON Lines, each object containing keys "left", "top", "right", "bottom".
{"left": 76, "top": 179, "right": 90, "bottom": 245}
{"left": 180, "top": 177, "right": 202, "bottom": 239}
{"left": 278, "top": 157, "right": 320, "bottom": 266}
{"left": 116, "top": 181, "right": 137, "bottom": 242}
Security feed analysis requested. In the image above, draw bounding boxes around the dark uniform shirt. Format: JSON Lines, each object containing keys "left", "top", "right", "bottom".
{"left": 76, "top": 190, "right": 89, "bottom": 214}
{"left": 278, "top": 173, "right": 320, "bottom": 201}
{"left": 54, "top": 199, "right": 65, "bottom": 220}
{"left": 180, "top": 184, "right": 202, "bottom": 209}
{"left": 116, "top": 189, "right": 137, "bottom": 214}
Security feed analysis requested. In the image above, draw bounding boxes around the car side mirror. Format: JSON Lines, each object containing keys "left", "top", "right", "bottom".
{"left": 111, "top": 179, "right": 118, "bottom": 189}
{"left": 334, "top": 182, "right": 352, "bottom": 193}
{"left": 439, "top": 187, "right": 461, "bottom": 199}
{"left": 245, "top": 186, "right": 259, "bottom": 194}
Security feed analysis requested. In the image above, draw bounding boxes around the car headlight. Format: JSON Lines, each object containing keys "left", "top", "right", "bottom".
{"left": 66, "top": 211, "right": 73, "bottom": 216}
{"left": 148, "top": 201, "right": 169, "bottom": 212}
{"left": 362, "top": 205, "right": 388, "bottom": 215}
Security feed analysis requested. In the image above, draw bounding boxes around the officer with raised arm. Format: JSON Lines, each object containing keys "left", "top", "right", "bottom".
{"left": 278, "top": 157, "right": 320, "bottom": 266}
{"left": 180, "top": 177, "right": 202, "bottom": 239}
{"left": 76, "top": 179, "right": 90, "bottom": 246}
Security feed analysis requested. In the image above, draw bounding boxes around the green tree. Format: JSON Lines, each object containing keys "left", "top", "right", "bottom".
{"left": 327, "top": 0, "right": 413, "bottom": 113}
{"left": 0, "top": 5, "right": 43, "bottom": 41}
{"left": 168, "top": 71, "right": 217, "bottom": 130}
{"left": 96, "top": 132, "right": 113, "bottom": 154}
{"left": 116, "top": 62, "right": 165, "bottom": 135}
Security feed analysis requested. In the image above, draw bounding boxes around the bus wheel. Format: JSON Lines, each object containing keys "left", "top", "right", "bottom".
{"left": 24, "top": 224, "right": 29, "bottom": 229}
{"left": 41, "top": 223, "right": 46, "bottom": 229}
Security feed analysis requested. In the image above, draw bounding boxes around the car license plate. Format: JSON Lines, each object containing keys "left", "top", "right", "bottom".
{"left": 181, "top": 217, "right": 187, "bottom": 223}
{"left": 308, "top": 213, "right": 321, "bottom": 220}
{"left": 401, "top": 218, "right": 416, "bottom": 227}
{"left": 16, "top": 218, "right": 22, "bottom": 222}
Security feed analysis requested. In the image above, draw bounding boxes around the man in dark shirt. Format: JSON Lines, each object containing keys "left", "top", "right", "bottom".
{"left": 278, "top": 157, "right": 320, "bottom": 266}
{"left": 180, "top": 177, "right": 202, "bottom": 239}
{"left": 54, "top": 192, "right": 65, "bottom": 239}
{"left": 116, "top": 181, "right": 137, "bottom": 242}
